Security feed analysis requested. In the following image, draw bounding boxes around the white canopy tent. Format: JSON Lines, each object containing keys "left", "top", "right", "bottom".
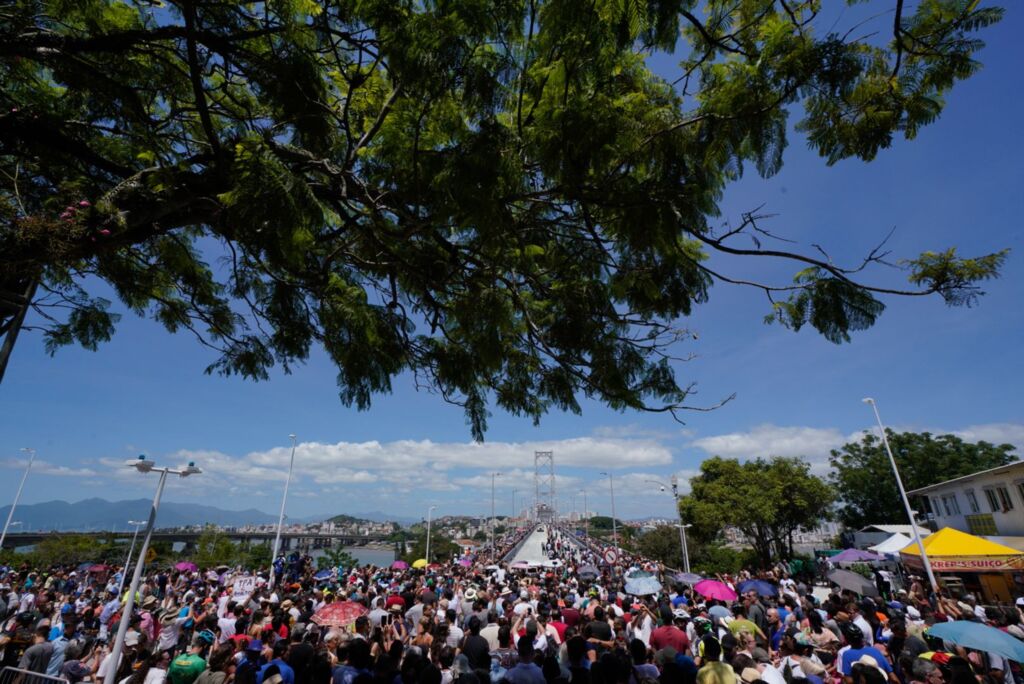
{"left": 869, "top": 532, "right": 913, "bottom": 554}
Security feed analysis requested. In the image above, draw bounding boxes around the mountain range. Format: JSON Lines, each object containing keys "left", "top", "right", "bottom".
{"left": 0, "top": 498, "right": 417, "bottom": 531}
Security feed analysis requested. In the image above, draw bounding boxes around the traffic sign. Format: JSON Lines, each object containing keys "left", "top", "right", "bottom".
{"left": 603, "top": 548, "right": 618, "bottom": 564}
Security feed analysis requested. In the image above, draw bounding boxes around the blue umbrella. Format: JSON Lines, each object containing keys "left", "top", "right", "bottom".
{"left": 708, "top": 604, "right": 731, "bottom": 619}
{"left": 624, "top": 575, "right": 663, "bottom": 596}
{"left": 928, "top": 621, "right": 1024, "bottom": 663}
{"left": 673, "top": 572, "right": 703, "bottom": 585}
{"left": 314, "top": 569, "right": 333, "bottom": 580}
{"left": 737, "top": 579, "right": 777, "bottom": 598}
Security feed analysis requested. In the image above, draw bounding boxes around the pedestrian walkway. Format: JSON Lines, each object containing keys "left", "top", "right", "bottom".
{"left": 509, "top": 527, "right": 549, "bottom": 563}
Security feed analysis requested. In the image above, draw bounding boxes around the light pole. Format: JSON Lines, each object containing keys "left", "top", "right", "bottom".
{"left": 425, "top": 505, "right": 437, "bottom": 562}
{"left": 600, "top": 472, "right": 618, "bottom": 550}
{"left": 105, "top": 455, "right": 201, "bottom": 684}
{"left": 117, "top": 520, "right": 147, "bottom": 595}
{"left": 580, "top": 489, "right": 588, "bottom": 538}
{"left": 512, "top": 489, "right": 518, "bottom": 528}
{"left": 489, "top": 472, "right": 502, "bottom": 556}
{"left": 269, "top": 434, "right": 297, "bottom": 590}
{"left": 0, "top": 448, "right": 36, "bottom": 550}
{"left": 645, "top": 477, "right": 690, "bottom": 572}
{"left": 863, "top": 398, "right": 939, "bottom": 594}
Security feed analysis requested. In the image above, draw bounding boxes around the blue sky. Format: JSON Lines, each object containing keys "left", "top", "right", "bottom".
{"left": 1, "top": 4, "right": 1022, "bottom": 522}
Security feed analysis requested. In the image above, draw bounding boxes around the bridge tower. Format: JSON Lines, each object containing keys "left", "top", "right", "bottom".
{"left": 534, "top": 451, "right": 555, "bottom": 522}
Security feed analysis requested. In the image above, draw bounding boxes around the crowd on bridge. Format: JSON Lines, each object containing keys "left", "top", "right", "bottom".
{"left": 0, "top": 524, "right": 1021, "bottom": 684}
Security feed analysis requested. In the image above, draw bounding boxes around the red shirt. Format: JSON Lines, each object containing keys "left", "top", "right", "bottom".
{"left": 549, "top": 620, "right": 568, "bottom": 641}
{"left": 650, "top": 625, "right": 689, "bottom": 653}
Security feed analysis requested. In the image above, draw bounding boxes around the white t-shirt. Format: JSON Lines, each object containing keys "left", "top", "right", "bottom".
{"left": 97, "top": 651, "right": 121, "bottom": 680}
{"left": 217, "top": 616, "right": 236, "bottom": 644}
{"left": 158, "top": 617, "right": 188, "bottom": 652}
{"left": 631, "top": 614, "right": 654, "bottom": 648}
{"left": 854, "top": 615, "right": 874, "bottom": 645}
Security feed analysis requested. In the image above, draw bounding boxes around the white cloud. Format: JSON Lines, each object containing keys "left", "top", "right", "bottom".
{"left": 109, "top": 436, "right": 673, "bottom": 491}
{"left": 1, "top": 458, "right": 97, "bottom": 477}
{"left": 690, "top": 424, "right": 847, "bottom": 470}
{"left": 953, "top": 423, "right": 1024, "bottom": 448}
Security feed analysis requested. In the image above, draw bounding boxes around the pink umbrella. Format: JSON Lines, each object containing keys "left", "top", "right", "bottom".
{"left": 311, "top": 601, "right": 368, "bottom": 627}
{"left": 457, "top": 558, "right": 473, "bottom": 567}
{"left": 175, "top": 561, "right": 198, "bottom": 572}
{"left": 391, "top": 560, "right": 409, "bottom": 569}
{"left": 694, "top": 579, "right": 737, "bottom": 602}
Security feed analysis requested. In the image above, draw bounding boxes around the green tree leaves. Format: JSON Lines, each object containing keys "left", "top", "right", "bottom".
{"left": 679, "top": 456, "right": 834, "bottom": 567}
{"left": 829, "top": 430, "right": 1018, "bottom": 529}
{"left": 0, "top": 0, "right": 1008, "bottom": 433}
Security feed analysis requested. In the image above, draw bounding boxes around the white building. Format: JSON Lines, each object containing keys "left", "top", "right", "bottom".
{"left": 908, "top": 461, "right": 1024, "bottom": 537}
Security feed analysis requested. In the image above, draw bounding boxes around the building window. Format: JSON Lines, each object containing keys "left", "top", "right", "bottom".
{"left": 985, "top": 487, "right": 1014, "bottom": 513}
{"left": 933, "top": 497, "right": 944, "bottom": 516}
{"left": 965, "top": 490, "right": 980, "bottom": 514}
{"left": 1017, "top": 482, "right": 1024, "bottom": 508}
{"left": 942, "top": 494, "right": 961, "bottom": 516}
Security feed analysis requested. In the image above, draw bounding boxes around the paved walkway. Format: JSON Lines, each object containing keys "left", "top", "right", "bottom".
{"left": 509, "top": 527, "right": 550, "bottom": 563}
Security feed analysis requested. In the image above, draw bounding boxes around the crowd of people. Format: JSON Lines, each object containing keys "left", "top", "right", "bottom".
{"left": 0, "top": 525, "right": 1021, "bottom": 684}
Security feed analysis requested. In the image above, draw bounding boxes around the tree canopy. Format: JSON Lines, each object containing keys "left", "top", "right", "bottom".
{"left": 0, "top": 0, "right": 1007, "bottom": 436}
{"left": 829, "top": 430, "right": 1018, "bottom": 529}
{"left": 679, "top": 456, "right": 833, "bottom": 566}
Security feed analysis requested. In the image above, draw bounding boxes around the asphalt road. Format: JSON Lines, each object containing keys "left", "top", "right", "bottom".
{"left": 509, "top": 527, "right": 550, "bottom": 563}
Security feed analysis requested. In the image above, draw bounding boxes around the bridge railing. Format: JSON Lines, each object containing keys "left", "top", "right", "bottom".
{"left": 0, "top": 667, "right": 69, "bottom": 684}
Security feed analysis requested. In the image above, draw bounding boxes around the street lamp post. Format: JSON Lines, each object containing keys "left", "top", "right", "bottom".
{"left": 600, "top": 472, "right": 618, "bottom": 550}
{"left": 863, "top": 398, "right": 939, "bottom": 594}
{"left": 117, "top": 520, "right": 147, "bottom": 595}
{"left": 645, "top": 477, "right": 690, "bottom": 572}
{"left": 0, "top": 448, "right": 36, "bottom": 550}
{"left": 580, "top": 490, "right": 588, "bottom": 538}
{"left": 511, "top": 489, "right": 518, "bottom": 529}
{"left": 269, "top": 434, "right": 297, "bottom": 591}
{"left": 105, "top": 456, "right": 201, "bottom": 684}
{"left": 490, "top": 472, "right": 502, "bottom": 557}
{"left": 425, "top": 505, "right": 437, "bottom": 562}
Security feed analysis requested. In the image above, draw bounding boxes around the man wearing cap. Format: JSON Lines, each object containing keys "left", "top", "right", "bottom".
{"left": 46, "top": 621, "right": 75, "bottom": 677}
{"left": 139, "top": 595, "right": 159, "bottom": 642}
{"left": 159, "top": 603, "right": 192, "bottom": 655}
{"left": 169, "top": 632, "right": 213, "bottom": 684}
{"left": 97, "top": 629, "right": 141, "bottom": 682}
{"left": 235, "top": 641, "right": 265, "bottom": 684}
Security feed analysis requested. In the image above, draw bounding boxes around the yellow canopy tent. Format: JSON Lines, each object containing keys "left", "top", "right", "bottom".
{"left": 900, "top": 527, "right": 1024, "bottom": 572}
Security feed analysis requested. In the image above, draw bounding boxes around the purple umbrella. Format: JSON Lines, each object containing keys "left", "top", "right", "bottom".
{"left": 175, "top": 561, "right": 198, "bottom": 572}
{"left": 390, "top": 560, "right": 409, "bottom": 570}
{"left": 831, "top": 548, "right": 881, "bottom": 563}
{"left": 458, "top": 558, "right": 473, "bottom": 567}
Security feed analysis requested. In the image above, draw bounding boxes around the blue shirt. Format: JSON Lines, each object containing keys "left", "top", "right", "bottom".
{"left": 332, "top": 665, "right": 370, "bottom": 684}
{"left": 257, "top": 659, "right": 295, "bottom": 684}
{"left": 502, "top": 662, "right": 546, "bottom": 684}
{"left": 840, "top": 647, "right": 892, "bottom": 676}
{"left": 46, "top": 635, "right": 68, "bottom": 677}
